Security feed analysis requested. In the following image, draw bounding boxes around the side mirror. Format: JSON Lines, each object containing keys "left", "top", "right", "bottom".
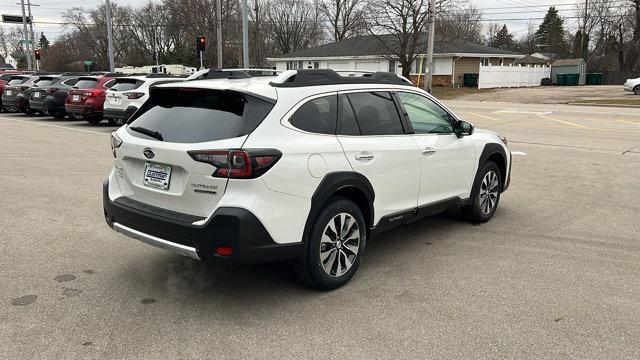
{"left": 456, "top": 121, "right": 474, "bottom": 137}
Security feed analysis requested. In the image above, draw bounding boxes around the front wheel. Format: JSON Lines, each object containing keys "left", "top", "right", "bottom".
{"left": 634, "top": 86, "right": 640, "bottom": 95}
{"left": 295, "top": 198, "right": 366, "bottom": 290}
{"left": 462, "top": 161, "right": 502, "bottom": 223}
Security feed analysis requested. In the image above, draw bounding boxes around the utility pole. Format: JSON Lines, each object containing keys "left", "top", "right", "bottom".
{"left": 19, "top": 0, "right": 32, "bottom": 70}
{"left": 26, "top": 0, "right": 37, "bottom": 70}
{"left": 217, "top": 0, "right": 223, "bottom": 68}
{"left": 424, "top": 0, "right": 436, "bottom": 93}
{"left": 241, "top": 0, "right": 249, "bottom": 68}
{"left": 580, "top": 0, "right": 587, "bottom": 60}
{"left": 105, "top": 0, "right": 115, "bottom": 72}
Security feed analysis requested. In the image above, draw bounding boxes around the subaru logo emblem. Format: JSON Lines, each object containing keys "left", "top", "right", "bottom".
{"left": 143, "top": 148, "right": 155, "bottom": 159}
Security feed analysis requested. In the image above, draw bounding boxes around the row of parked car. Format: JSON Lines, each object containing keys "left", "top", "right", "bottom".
{"left": 0, "top": 71, "right": 189, "bottom": 125}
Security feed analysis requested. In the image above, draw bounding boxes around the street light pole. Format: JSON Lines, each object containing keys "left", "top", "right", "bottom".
{"left": 105, "top": 0, "right": 115, "bottom": 72}
{"left": 19, "top": 0, "right": 32, "bottom": 70}
{"left": 217, "top": 0, "right": 223, "bottom": 68}
{"left": 241, "top": 0, "right": 249, "bottom": 68}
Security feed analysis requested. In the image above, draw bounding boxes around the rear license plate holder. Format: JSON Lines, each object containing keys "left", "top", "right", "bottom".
{"left": 143, "top": 162, "right": 172, "bottom": 190}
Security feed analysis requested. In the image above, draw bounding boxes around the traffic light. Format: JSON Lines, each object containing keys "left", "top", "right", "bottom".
{"left": 196, "top": 36, "right": 206, "bottom": 53}
{"left": 34, "top": 48, "right": 42, "bottom": 60}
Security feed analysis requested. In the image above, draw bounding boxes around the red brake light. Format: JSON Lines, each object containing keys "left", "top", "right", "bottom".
{"left": 124, "top": 92, "right": 144, "bottom": 99}
{"left": 91, "top": 89, "right": 104, "bottom": 97}
{"left": 215, "top": 246, "right": 233, "bottom": 256}
{"left": 188, "top": 149, "right": 281, "bottom": 179}
{"left": 47, "top": 88, "right": 59, "bottom": 94}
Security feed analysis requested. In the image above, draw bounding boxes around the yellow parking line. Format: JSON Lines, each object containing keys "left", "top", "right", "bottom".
{"left": 466, "top": 112, "right": 510, "bottom": 125}
{"left": 619, "top": 119, "right": 640, "bottom": 126}
{"left": 540, "top": 115, "right": 587, "bottom": 128}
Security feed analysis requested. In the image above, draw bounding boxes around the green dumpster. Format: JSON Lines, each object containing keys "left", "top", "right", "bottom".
{"left": 586, "top": 73, "right": 603, "bottom": 85}
{"left": 565, "top": 73, "right": 580, "bottom": 86}
{"left": 556, "top": 73, "right": 567, "bottom": 86}
{"left": 463, "top": 73, "right": 479, "bottom": 87}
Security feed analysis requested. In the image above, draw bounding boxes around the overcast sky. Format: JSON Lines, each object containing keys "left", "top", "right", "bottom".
{"left": 1, "top": 0, "right": 582, "bottom": 43}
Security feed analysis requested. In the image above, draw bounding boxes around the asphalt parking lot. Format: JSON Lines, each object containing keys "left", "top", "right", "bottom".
{"left": 1, "top": 102, "right": 639, "bottom": 359}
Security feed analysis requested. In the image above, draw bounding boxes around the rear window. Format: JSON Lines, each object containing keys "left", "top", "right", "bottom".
{"left": 110, "top": 79, "right": 143, "bottom": 91}
{"left": 74, "top": 79, "right": 98, "bottom": 89}
{"left": 1, "top": 74, "right": 14, "bottom": 81}
{"left": 8, "top": 78, "right": 28, "bottom": 85}
{"left": 35, "top": 79, "right": 54, "bottom": 87}
{"left": 127, "top": 88, "right": 274, "bottom": 143}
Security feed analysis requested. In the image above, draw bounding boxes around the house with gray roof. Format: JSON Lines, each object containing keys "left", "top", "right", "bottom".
{"left": 267, "top": 34, "right": 524, "bottom": 86}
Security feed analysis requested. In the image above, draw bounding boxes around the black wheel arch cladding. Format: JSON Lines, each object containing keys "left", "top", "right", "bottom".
{"left": 300, "top": 172, "right": 374, "bottom": 261}
{"left": 477, "top": 143, "right": 507, "bottom": 191}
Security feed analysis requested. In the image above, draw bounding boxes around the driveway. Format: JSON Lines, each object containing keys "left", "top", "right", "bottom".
{"left": 455, "top": 85, "right": 634, "bottom": 105}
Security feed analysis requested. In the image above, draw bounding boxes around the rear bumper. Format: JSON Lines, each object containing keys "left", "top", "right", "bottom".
{"left": 102, "top": 180, "right": 302, "bottom": 264}
{"left": 1, "top": 94, "right": 25, "bottom": 109}
{"left": 29, "top": 99, "right": 45, "bottom": 111}
{"left": 104, "top": 106, "right": 138, "bottom": 121}
{"left": 65, "top": 104, "right": 101, "bottom": 117}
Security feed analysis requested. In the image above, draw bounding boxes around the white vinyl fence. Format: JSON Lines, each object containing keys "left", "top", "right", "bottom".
{"left": 478, "top": 64, "right": 551, "bottom": 89}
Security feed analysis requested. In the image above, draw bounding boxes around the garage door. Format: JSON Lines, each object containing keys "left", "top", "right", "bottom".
{"left": 355, "top": 61, "right": 382, "bottom": 72}
{"left": 327, "top": 62, "right": 349, "bottom": 71}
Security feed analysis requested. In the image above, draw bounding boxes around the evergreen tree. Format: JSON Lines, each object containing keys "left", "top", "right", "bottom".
{"left": 490, "top": 24, "right": 516, "bottom": 51}
{"left": 535, "top": 7, "right": 568, "bottom": 57}
{"left": 571, "top": 30, "right": 588, "bottom": 59}
{"left": 38, "top": 32, "right": 50, "bottom": 50}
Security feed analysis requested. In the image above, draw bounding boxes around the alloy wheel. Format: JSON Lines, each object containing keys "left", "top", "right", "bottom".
{"left": 319, "top": 213, "right": 360, "bottom": 277}
{"left": 479, "top": 171, "right": 499, "bottom": 215}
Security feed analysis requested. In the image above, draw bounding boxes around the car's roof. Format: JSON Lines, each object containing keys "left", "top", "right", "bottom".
{"left": 156, "top": 78, "right": 279, "bottom": 101}
{"left": 155, "top": 75, "right": 419, "bottom": 102}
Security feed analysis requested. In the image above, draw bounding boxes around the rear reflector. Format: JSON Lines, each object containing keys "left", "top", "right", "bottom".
{"left": 216, "top": 246, "right": 233, "bottom": 256}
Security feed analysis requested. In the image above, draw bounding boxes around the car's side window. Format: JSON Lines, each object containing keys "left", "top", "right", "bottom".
{"left": 289, "top": 95, "right": 337, "bottom": 135}
{"left": 337, "top": 94, "right": 361, "bottom": 136}
{"left": 346, "top": 92, "right": 404, "bottom": 135}
{"left": 397, "top": 92, "right": 454, "bottom": 134}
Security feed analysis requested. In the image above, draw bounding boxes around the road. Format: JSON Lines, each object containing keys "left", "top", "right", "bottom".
{"left": 1, "top": 101, "right": 639, "bottom": 359}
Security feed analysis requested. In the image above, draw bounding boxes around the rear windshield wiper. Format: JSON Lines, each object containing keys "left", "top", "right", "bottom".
{"left": 129, "top": 126, "right": 164, "bottom": 141}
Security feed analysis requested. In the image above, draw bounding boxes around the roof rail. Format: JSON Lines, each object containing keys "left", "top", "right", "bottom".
{"left": 269, "top": 69, "right": 412, "bottom": 87}
{"left": 203, "top": 69, "right": 252, "bottom": 80}
{"left": 146, "top": 73, "right": 188, "bottom": 78}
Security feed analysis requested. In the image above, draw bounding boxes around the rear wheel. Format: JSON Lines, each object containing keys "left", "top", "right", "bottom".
{"left": 634, "top": 86, "right": 640, "bottom": 95}
{"left": 462, "top": 161, "right": 502, "bottom": 223}
{"left": 296, "top": 198, "right": 366, "bottom": 290}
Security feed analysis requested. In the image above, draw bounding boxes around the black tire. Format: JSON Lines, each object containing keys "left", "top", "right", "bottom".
{"left": 462, "top": 161, "right": 502, "bottom": 223}
{"left": 295, "top": 198, "right": 366, "bottom": 290}
{"left": 85, "top": 117, "right": 102, "bottom": 124}
{"left": 107, "top": 118, "right": 125, "bottom": 126}
{"left": 634, "top": 86, "right": 640, "bottom": 96}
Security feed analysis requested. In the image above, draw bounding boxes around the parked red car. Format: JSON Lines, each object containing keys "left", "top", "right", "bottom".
{"left": 65, "top": 74, "right": 117, "bottom": 123}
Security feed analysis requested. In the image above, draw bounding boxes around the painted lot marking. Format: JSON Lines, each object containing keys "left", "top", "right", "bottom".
{"left": 495, "top": 109, "right": 552, "bottom": 116}
{"left": 511, "top": 151, "right": 527, "bottom": 156}
{"left": 618, "top": 119, "right": 640, "bottom": 127}
{"left": 0, "top": 116, "right": 109, "bottom": 136}
{"left": 539, "top": 115, "right": 586, "bottom": 128}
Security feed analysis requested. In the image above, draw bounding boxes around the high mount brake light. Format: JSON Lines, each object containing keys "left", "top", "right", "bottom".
{"left": 188, "top": 149, "right": 282, "bottom": 179}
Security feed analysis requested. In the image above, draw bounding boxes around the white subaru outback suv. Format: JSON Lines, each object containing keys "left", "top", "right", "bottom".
{"left": 103, "top": 69, "right": 511, "bottom": 290}
{"left": 104, "top": 74, "right": 185, "bottom": 126}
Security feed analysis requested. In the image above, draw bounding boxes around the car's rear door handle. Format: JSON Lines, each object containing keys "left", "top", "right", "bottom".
{"left": 422, "top": 148, "right": 437, "bottom": 155}
{"left": 355, "top": 153, "right": 374, "bottom": 161}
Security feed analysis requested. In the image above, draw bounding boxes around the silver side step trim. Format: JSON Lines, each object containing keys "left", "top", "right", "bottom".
{"left": 113, "top": 222, "right": 201, "bottom": 260}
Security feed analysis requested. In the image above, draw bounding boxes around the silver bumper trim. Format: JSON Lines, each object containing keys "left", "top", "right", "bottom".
{"left": 113, "top": 222, "right": 201, "bottom": 260}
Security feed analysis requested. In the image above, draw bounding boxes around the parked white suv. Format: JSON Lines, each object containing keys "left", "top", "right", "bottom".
{"left": 623, "top": 77, "right": 640, "bottom": 95}
{"left": 103, "top": 69, "right": 511, "bottom": 289}
{"left": 104, "top": 75, "right": 185, "bottom": 125}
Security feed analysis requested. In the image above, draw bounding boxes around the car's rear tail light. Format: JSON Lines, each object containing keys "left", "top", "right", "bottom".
{"left": 215, "top": 246, "right": 233, "bottom": 256}
{"left": 110, "top": 132, "right": 122, "bottom": 157}
{"left": 16, "top": 86, "right": 28, "bottom": 91}
{"left": 123, "top": 92, "right": 144, "bottom": 99}
{"left": 188, "top": 149, "right": 281, "bottom": 179}
{"left": 47, "top": 87, "right": 59, "bottom": 94}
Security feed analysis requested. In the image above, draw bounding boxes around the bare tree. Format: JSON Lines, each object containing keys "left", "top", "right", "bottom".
{"left": 368, "top": 0, "right": 430, "bottom": 77}
{"left": 265, "top": 0, "right": 325, "bottom": 54}
{"left": 436, "top": 3, "right": 484, "bottom": 43}
{"left": 317, "top": 0, "right": 368, "bottom": 42}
